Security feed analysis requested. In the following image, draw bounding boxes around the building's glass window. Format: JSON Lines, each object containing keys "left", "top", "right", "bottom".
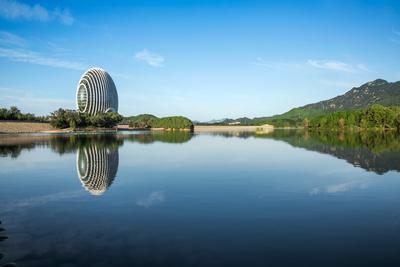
{"left": 77, "top": 85, "right": 87, "bottom": 112}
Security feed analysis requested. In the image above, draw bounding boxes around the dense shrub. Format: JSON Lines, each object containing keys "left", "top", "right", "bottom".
{"left": 49, "top": 108, "right": 122, "bottom": 129}
{"left": 125, "top": 114, "right": 157, "bottom": 128}
{"left": 152, "top": 116, "right": 194, "bottom": 130}
{"left": 124, "top": 114, "right": 193, "bottom": 130}
{"left": 308, "top": 105, "right": 400, "bottom": 130}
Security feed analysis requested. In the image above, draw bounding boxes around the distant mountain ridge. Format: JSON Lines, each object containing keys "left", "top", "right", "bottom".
{"left": 302, "top": 79, "right": 400, "bottom": 111}
{"left": 202, "top": 79, "right": 400, "bottom": 125}
{"left": 264, "top": 79, "right": 400, "bottom": 122}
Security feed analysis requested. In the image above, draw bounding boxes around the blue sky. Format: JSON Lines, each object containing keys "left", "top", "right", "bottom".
{"left": 0, "top": 0, "right": 399, "bottom": 120}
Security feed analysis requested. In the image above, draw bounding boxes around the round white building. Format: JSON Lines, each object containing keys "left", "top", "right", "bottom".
{"left": 76, "top": 68, "right": 118, "bottom": 115}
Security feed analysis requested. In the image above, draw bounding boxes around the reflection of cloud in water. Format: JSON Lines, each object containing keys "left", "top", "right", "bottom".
{"left": 77, "top": 146, "right": 119, "bottom": 196}
{"left": 136, "top": 191, "right": 164, "bottom": 208}
{"left": 0, "top": 190, "right": 84, "bottom": 212}
{"left": 310, "top": 180, "right": 371, "bottom": 195}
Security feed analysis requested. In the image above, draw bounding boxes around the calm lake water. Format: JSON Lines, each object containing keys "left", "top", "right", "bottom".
{"left": 1, "top": 130, "right": 400, "bottom": 267}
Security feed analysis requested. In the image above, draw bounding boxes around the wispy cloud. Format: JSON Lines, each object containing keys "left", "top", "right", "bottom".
{"left": 0, "top": 190, "right": 84, "bottom": 212}
{"left": 1, "top": 94, "right": 74, "bottom": 106}
{"left": 310, "top": 180, "right": 371, "bottom": 195}
{"left": 318, "top": 79, "right": 360, "bottom": 89}
{"left": 307, "top": 59, "right": 367, "bottom": 72}
{"left": 254, "top": 57, "right": 303, "bottom": 70}
{"left": 0, "top": 0, "right": 74, "bottom": 25}
{"left": 0, "top": 31, "right": 87, "bottom": 70}
{"left": 255, "top": 57, "right": 367, "bottom": 73}
{"left": 0, "top": 30, "right": 25, "bottom": 47}
{"left": 390, "top": 28, "right": 400, "bottom": 45}
{"left": 135, "top": 49, "right": 165, "bottom": 67}
{"left": 0, "top": 93, "right": 75, "bottom": 115}
{"left": 0, "top": 47, "right": 87, "bottom": 70}
{"left": 0, "top": 92, "right": 74, "bottom": 116}
{"left": 53, "top": 7, "right": 74, "bottom": 25}
{"left": 136, "top": 191, "right": 165, "bottom": 208}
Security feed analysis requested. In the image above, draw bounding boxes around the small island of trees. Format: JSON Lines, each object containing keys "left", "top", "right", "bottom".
{"left": 122, "top": 114, "right": 194, "bottom": 131}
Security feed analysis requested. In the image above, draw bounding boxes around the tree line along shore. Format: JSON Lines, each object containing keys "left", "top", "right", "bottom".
{"left": 1, "top": 103, "right": 400, "bottom": 134}
{"left": 0, "top": 106, "right": 195, "bottom": 133}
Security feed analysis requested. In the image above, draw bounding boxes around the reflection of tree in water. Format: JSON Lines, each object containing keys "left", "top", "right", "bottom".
{"left": 50, "top": 134, "right": 123, "bottom": 155}
{"left": 0, "top": 131, "right": 193, "bottom": 158}
{"left": 0, "top": 220, "right": 16, "bottom": 267}
{"left": 120, "top": 130, "right": 193, "bottom": 144}
{"left": 203, "top": 131, "right": 254, "bottom": 139}
{"left": 206, "top": 129, "right": 400, "bottom": 174}
{"left": 77, "top": 145, "right": 119, "bottom": 195}
{"left": 0, "top": 143, "right": 34, "bottom": 158}
{"left": 255, "top": 129, "right": 400, "bottom": 175}
{"left": 0, "top": 132, "right": 193, "bottom": 195}
{"left": 1, "top": 130, "right": 398, "bottom": 174}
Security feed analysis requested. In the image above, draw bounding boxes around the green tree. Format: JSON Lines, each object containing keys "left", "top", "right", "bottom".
{"left": 8, "top": 106, "right": 21, "bottom": 120}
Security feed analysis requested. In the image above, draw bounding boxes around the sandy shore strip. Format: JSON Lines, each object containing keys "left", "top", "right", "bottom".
{"left": 1, "top": 122, "right": 274, "bottom": 134}
{"left": 194, "top": 124, "right": 273, "bottom": 132}
{"left": 0, "top": 121, "right": 54, "bottom": 133}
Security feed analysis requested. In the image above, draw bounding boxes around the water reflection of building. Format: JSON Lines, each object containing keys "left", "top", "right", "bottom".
{"left": 76, "top": 146, "right": 119, "bottom": 195}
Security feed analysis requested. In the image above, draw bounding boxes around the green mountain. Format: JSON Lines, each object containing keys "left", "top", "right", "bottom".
{"left": 267, "top": 79, "right": 400, "bottom": 121}
{"left": 204, "top": 79, "right": 400, "bottom": 126}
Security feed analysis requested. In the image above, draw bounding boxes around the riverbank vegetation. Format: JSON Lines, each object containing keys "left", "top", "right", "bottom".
{"left": 215, "top": 104, "right": 400, "bottom": 130}
{"left": 308, "top": 105, "right": 400, "bottom": 130}
{"left": 0, "top": 106, "right": 193, "bottom": 131}
{"left": 0, "top": 106, "right": 47, "bottom": 122}
{"left": 50, "top": 108, "right": 123, "bottom": 129}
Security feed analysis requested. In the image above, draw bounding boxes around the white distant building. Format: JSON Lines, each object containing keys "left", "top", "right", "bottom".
{"left": 76, "top": 68, "right": 118, "bottom": 115}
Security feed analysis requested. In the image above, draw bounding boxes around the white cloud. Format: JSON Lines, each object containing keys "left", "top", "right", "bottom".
{"left": 0, "top": 47, "right": 87, "bottom": 70}
{"left": 255, "top": 57, "right": 367, "bottom": 73}
{"left": 0, "top": 190, "right": 84, "bottom": 212}
{"left": 53, "top": 7, "right": 74, "bottom": 25}
{"left": 389, "top": 38, "right": 400, "bottom": 45}
{"left": 136, "top": 191, "right": 164, "bottom": 208}
{"left": 318, "top": 79, "right": 360, "bottom": 89}
{"left": 307, "top": 59, "right": 356, "bottom": 72}
{"left": 0, "top": 0, "right": 74, "bottom": 25}
{"left": 0, "top": 30, "right": 25, "bottom": 47}
{"left": 390, "top": 28, "right": 400, "bottom": 45}
{"left": 356, "top": 63, "right": 368, "bottom": 72}
{"left": 254, "top": 57, "right": 303, "bottom": 70}
{"left": 135, "top": 49, "right": 165, "bottom": 67}
{"left": 1, "top": 94, "right": 74, "bottom": 106}
{"left": 0, "top": 93, "right": 75, "bottom": 115}
{"left": 307, "top": 59, "right": 367, "bottom": 72}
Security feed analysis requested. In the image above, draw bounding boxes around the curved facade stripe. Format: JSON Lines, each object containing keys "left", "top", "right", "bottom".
{"left": 76, "top": 67, "right": 118, "bottom": 115}
{"left": 77, "top": 146, "right": 119, "bottom": 195}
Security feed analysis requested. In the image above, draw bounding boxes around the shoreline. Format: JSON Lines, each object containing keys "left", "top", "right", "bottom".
{"left": 1, "top": 121, "right": 274, "bottom": 134}
{"left": 194, "top": 125, "right": 274, "bottom": 132}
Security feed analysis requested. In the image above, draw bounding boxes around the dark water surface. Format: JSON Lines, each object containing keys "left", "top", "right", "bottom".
{"left": 1, "top": 130, "right": 400, "bottom": 267}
